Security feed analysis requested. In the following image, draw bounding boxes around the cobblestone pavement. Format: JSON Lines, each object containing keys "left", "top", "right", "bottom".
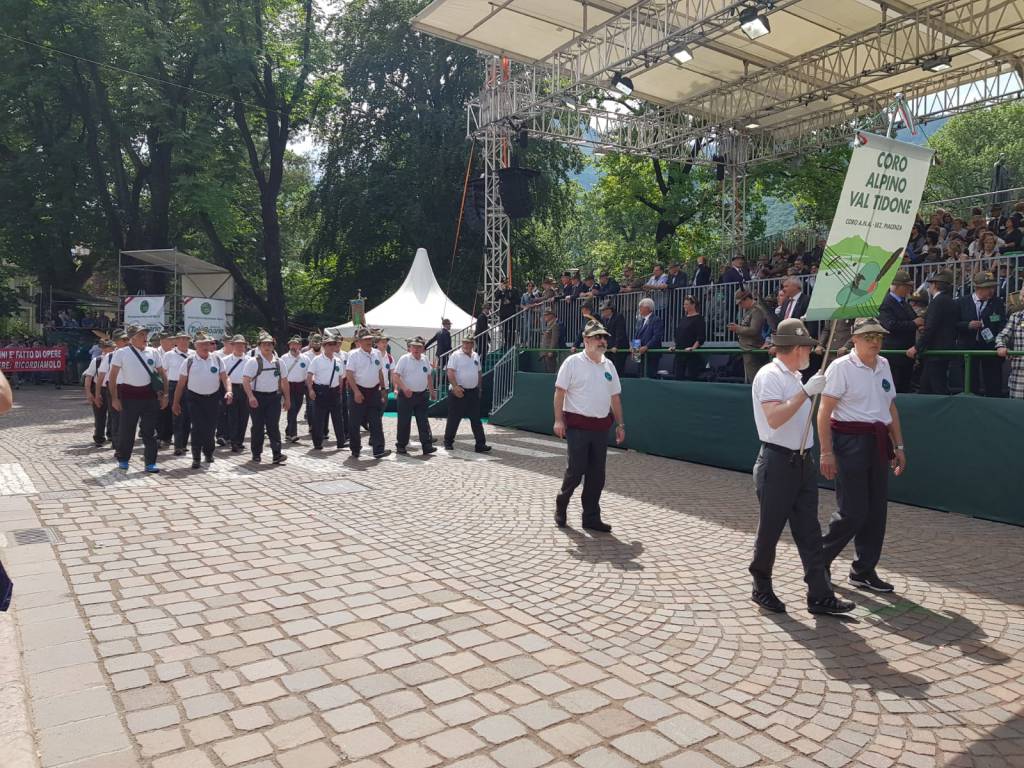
{"left": 1, "top": 387, "right": 1023, "bottom": 768}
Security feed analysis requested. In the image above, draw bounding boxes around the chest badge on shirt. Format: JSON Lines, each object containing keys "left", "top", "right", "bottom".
{"left": 474, "top": 360, "right": 479, "bottom": 366}
{"left": 147, "top": 358, "right": 154, "bottom": 366}
{"left": 881, "top": 379, "right": 891, "bottom": 392}
{"left": 374, "top": 359, "right": 380, "bottom": 366}
{"left": 422, "top": 366, "right": 428, "bottom": 373}
{"left": 210, "top": 366, "right": 217, "bottom": 373}
{"left": 300, "top": 362, "right": 306, "bottom": 368}
{"left": 604, "top": 372, "right": 613, "bottom": 381}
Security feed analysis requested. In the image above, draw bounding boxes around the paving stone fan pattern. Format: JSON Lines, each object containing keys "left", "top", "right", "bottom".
{"left": 0, "top": 389, "right": 1022, "bottom": 768}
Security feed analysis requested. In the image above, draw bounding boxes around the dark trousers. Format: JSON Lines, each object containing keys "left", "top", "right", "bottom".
{"left": 396, "top": 390, "right": 430, "bottom": 449}
{"left": 92, "top": 392, "right": 108, "bottom": 444}
{"left": 188, "top": 391, "right": 220, "bottom": 460}
{"left": 958, "top": 353, "right": 1004, "bottom": 397}
{"left": 312, "top": 385, "right": 345, "bottom": 448}
{"left": 888, "top": 354, "right": 914, "bottom": 393}
{"left": 216, "top": 385, "right": 229, "bottom": 441}
{"left": 919, "top": 358, "right": 950, "bottom": 395}
{"left": 228, "top": 384, "right": 249, "bottom": 447}
{"left": 170, "top": 382, "right": 190, "bottom": 451}
{"left": 104, "top": 389, "right": 120, "bottom": 451}
{"left": 821, "top": 432, "right": 889, "bottom": 578}
{"left": 444, "top": 386, "right": 486, "bottom": 448}
{"left": 249, "top": 391, "right": 283, "bottom": 459}
{"left": 349, "top": 385, "right": 384, "bottom": 455}
{"left": 286, "top": 383, "right": 305, "bottom": 438}
{"left": 157, "top": 387, "right": 174, "bottom": 441}
{"left": 749, "top": 446, "right": 831, "bottom": 600}
{"left": 675, "top": 354, "right": 705, "bottom": 381}
{"left": 555, "top": 427, "right": 608, "bottom": 523}
{"left": 118, "top": 395, "right": 159, "bottom": 465}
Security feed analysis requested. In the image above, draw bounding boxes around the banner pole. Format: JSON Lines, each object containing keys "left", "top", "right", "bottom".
{"left": 798, "top": 319, "right": 838, "bottom": 457}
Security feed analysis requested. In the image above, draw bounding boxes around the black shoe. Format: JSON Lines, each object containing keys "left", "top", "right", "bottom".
{"left": 216, "top": 437, "right": 226, "bottom": 446}
{"left": 93, "top": 441, "right": 105, "bottom": 448}
{"left": 848, "top": 573, "right": 894, "bottom": 593}
{"left": 191, "top": 459, "right": 201, "bottom": 469}
{"left": 443, "top": 442, "right": 454, "bottom": 450}
{"left": 231, "top": 445, "right": 243, "bottom": 453}
{"left": 272, "top": 454, "right": 287, "bottom": 464}
{"left": 808, "top": 595, "right": 856, "bottom": 615}
{"left": 475, "top": 445, "right": 492, "bottom": 453}
{"left": 373, "top": 450, "right": 392, "bottom": 459}
{"left": 288, "top": 435, "right": 299, "bottom": 443}
{"left": 582, "top": 519, "right": 612, "bottom": 533}
{"left": 174, "top": 449, "right": 184, "bottom": 456}
{"left": 554, "top": 507, "right": 567, "bottom": 528}
{"left": 204, "top": 454, "right": 214, "bottom": 464}
{"left": 350, "top": 451, "right": 361, "bottom": 458}
{"left": 752, "top": 590, "right": 786, "bottom": 613}
{"left": 396, "top": 447, "right": 409, "bottom": 455}
{"left": 422, "top": 446, "right": 437, "bottom": 455}
{"left": 312, "top": 444, "right": 323, "bottom": 451}
{"left": 251, "top": 455, "right": 261, "bottom": 463}
{"left": 336, "top": 442, "right": 347, "bottom": 449}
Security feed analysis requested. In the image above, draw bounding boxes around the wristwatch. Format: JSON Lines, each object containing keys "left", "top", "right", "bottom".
{"left": 895, "top": 444, "right": 905, "bottom": 451}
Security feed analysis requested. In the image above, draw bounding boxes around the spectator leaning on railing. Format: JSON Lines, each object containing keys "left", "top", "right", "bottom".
{"left": 954, "top": 270, "right": 1006, "bottom": 397}
{"left": 995, "top": 286, "right": 1024, "bottom": 399}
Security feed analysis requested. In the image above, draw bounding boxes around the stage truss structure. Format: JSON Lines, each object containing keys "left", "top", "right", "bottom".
{"left": 414, "top": 0, "right": 1024, "bottom": 304}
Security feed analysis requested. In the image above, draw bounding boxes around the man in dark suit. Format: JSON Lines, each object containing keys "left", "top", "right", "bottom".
{"left": 720, "top": 255, "right": 748, "bottom": 287}
{"left": 908, "top": 270, "right": 957, "bottom": 394}
{"left": 600, "top": 301, "right": 629, "bottom": 374}
{"left": 634, "top": 297, "right": 664, "bottom": 378}
{"left": 425, "top": 319, "right": 453, "bottom": 371}
{"left": 954, "top": 270, "right": 1007, "bottom": 396}
{"left": 777, "top": 277, "right": 810, "bottom": 323}
{"left": 692, "top": 256, "right": 712, "bottom": 287}
{"left": 596, "top": 272, "right": 620, "bottom": 298}
{"left": 878, "top": 270, "right": 921, "bottom": 393}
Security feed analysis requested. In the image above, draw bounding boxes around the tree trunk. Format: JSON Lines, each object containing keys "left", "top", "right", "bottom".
{"left": 260, "top": 188, "right": 289, "bottom": 345}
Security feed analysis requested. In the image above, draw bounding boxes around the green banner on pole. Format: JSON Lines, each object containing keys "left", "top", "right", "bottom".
{"left": 805, "top": 132, "right": 934, "bottom": 322}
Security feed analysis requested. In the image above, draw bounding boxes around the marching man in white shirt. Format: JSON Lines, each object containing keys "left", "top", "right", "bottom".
{"left": 155, "top": 332, "right": 176, "bottom": 447}
{"left": 818, "top": 318, "right": 906, "bottom": 594}
{"left": 96, "top": 329, "right": 128, "bottom": 453}
{"left": 306, "top": 333, "right": 347, "bottom": 450}
{"left": 164, "top": 331, "right": 192, "bottom": 456}
{"left": 108, "top": 324, "right": 168, "bottom": 473}
{"left": 283, "top": 335, "right": 310, "bottom": 442}
{"left": 83, "top": 338, "right": 114, "bottom": 447}
{"left": 748, "top": 318, "right": 854, "bottom": 615}
{"left": 242, "top": 331, "right": 290, "bottom": 464}
{"left": 345, "top": 328, "right": 390, "bottom": 459}
{"left": 221, "top": 334, "right": 250, "bottom": 452}
{"left": 553, "top": 320, "right": 623, "bottom": 532}
{"left": 392, "top": 336, "right": 437, "bottom": 455}
{"left": 444, "top": 336, "right": 491, "bottom": 453}
{"left": 173, "top": 331, "right": 232, "bottom": 469}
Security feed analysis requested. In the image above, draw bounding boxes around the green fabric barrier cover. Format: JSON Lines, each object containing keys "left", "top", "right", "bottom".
{"left": 490, "top": 372, "right": 1024, "bottom": 527}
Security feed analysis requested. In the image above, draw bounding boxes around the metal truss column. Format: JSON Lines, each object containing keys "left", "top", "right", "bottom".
{"left": 720, "top": 135, "right": 748, "bottom": 262}
{"left": 481, "top": 57, "right": 511, "bottom": 319}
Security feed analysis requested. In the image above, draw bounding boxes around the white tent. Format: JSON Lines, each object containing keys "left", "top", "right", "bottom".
{"left": 326, "top": 248, "right": 474, "bottom": 357}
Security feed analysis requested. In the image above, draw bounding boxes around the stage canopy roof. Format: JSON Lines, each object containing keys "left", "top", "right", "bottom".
{"left": 412, "top": 0, "right": 1024, "bottom": 162}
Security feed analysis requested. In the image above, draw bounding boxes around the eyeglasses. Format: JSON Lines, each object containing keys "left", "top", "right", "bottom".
{"left": 859, "top": 333, "right": 885, "bottom": 342}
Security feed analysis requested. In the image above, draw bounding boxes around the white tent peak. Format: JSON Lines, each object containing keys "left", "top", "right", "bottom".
{"left": 326, "top": 247, "right": 474, "bottom": 355}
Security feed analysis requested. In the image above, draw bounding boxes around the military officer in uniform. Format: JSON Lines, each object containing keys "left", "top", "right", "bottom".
{"left": 748, "top": 318, "right": 854, "bottom": 615}
{"left": 552, "top": 320, "right": 623, "bottom": 532}
{"left": 819, "top": 318, "right": 907, "bottom": 593}
{"left": 242, "top": 331, "right": 290, "bottom": 464}
{"left": 109, "top": 325, "right": 168, "bottom": 473}
{"left": 221, "top": 334, "right": 250, "bottom": 451}
{"left": 283, "top": 336, "right": 309, "bottom": 442}
{"left": 307, "top": 333, "right": 347, "bottom": 450}
{"left": 345, "top": 329, "right": 390, "bottom": 458}
{"left": 444, "top": 336, "right": 491, "bottom": 453}
{"left": 393, "top": 336, "right": 437, "bottom": 455}
{"left": 173, "top": 332, "right": 232, "bottom": 468}
{"left": 83, "top": 339, "right": 114, "bottom": 447}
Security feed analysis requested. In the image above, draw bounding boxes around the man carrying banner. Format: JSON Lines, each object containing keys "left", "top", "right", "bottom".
{"left": 748, "top": 318, "right": 854, "bottom": 615}
{"left": 817, "top": 318, "right": 906, "bottom": 593}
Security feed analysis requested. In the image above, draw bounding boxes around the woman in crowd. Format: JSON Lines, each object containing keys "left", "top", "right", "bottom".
{"left": 1002, "top": 216, "right": 1023, "bottom": 252}
{"left": 673, "top": 295, "right": 707, "bottom": 381}
{"left": 970, "top": 229, "right": 1004, "bottom": 262}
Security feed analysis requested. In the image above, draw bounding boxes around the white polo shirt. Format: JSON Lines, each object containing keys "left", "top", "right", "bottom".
{"left": 242, "top": 353, "right": 284, "bottom": 393}
{"left": 554, "top": 351, "right": 621, "bottom": 418}
{"left": 182, "top": 353, "right": 223, "bottom": 396}
{"left": 97, "top": 351, "right": 116, "bottom": 388}
{"left": 221, "top": 353, "right": 247, "bottom": 384}
{"left": 164, "top": 349, "right": 190, "bottom": 382}
{"left": 308, "top": 353, "right": 344, "bottom": 387}
{"left": 378, "top": 350, "right": 394, "bottom": 389}
{"left": 751, "top": 358, "right": 813, "bottom": 450}
{"left": 394, "top": 353, "right": 431, "bottom": 392}
{"left": 83, "top": 356, "right": 102, "bottom": 379}
{"left": 823, "top": 350, "right": 896, "bottom": 424}
{"left": 347, "top": 347, "right": 382, "bottom": 388}
{"left": 283, "top": 351, "right": 308, "bottom": 383}
{"left": 447, "top": 348, "right": 481, "bottom": 388}
{"left": 111, "top": 345, "right": 163, "bottom": 387}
